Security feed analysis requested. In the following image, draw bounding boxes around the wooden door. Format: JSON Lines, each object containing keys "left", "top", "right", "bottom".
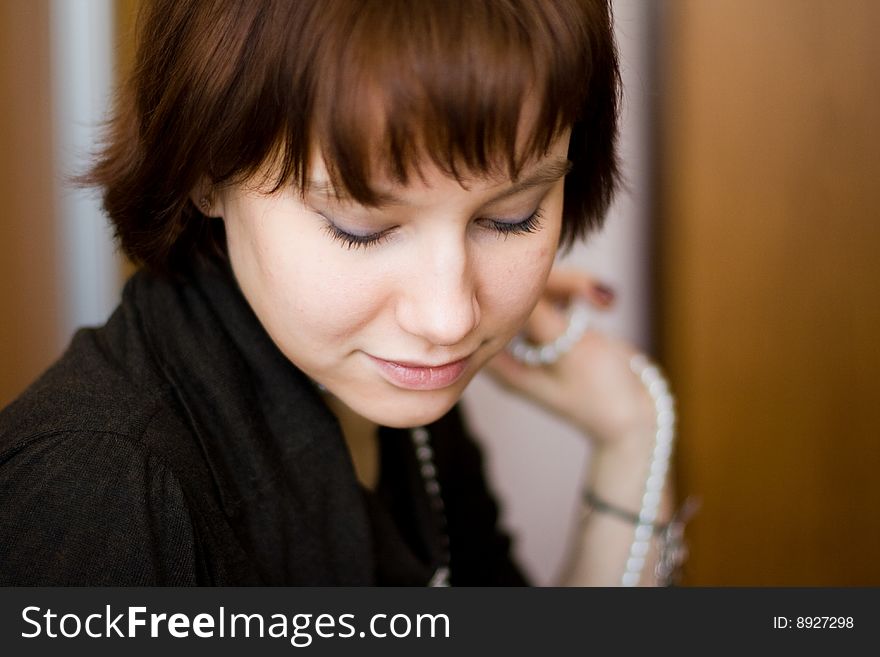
{"left": 659, "top": 0, "right": 880, "bottom": 584}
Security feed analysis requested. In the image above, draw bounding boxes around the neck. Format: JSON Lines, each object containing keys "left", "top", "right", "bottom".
{"left": 323, "top": 394, "right": 380, "bottom": 491}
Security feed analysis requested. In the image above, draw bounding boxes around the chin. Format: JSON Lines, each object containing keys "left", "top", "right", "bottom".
{"left": 352, "top": 386, "right": 464, "bottom": 429}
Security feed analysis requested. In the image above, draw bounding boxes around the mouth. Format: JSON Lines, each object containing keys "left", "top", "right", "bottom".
{"left": 367, "top": 354, "right": 472, "bottom": 391}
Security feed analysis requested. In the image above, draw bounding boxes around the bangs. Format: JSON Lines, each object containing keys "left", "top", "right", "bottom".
{"left": 266, "top": 0, "right": 600, "bottom": 202}
{"left": 90, "top": 0, "right": 619, "bottom": 273}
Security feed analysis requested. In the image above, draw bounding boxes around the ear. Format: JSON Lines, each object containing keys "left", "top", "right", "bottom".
{"left": 189, "top": 178, "right": 221, "bottom": 217}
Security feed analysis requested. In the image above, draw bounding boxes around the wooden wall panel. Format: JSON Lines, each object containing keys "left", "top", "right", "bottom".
{"left": 659, "top": 0, "right": 880, "bottom": 584}
{"left": 0, "top": 0, "right": 62, "bottom": 408}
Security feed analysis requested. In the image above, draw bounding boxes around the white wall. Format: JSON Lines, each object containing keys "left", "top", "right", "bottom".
{"left": 461, "top": 0, "right": 655, "bottom": 585}
{"left": 50, "top": 0, "right": 119, "bottom": 335}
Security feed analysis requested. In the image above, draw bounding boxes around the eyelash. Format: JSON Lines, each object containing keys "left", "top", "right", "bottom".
{"left": 320, "top": 209, "right": 545, "bottom": 251}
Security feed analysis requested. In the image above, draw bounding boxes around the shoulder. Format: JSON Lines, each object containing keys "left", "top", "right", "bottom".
{"left": 0, "top": 308, "right": 208, "bottom": 584}
{"left": 0, "top": 426, "right": 202, "bottom": 585}
{"left": 0, "top": 280, "right": 206, "bottom": 477}
{"left": 0, "top": 299, "right": 168, "bottom": 446}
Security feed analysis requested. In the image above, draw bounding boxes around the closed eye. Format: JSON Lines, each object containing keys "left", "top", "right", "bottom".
{"left": 321, "top": 221, "right": 392, "bottom": 250}
{"left": 482, "top": 208, "right": 545, "bottom": 238}
{"left": 318, "top": 207, "right": 545, "bottom": 250}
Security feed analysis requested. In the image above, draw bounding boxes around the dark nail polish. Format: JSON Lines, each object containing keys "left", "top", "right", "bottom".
{"left": 593, "top": 283, "right": 615, "bottom": 305}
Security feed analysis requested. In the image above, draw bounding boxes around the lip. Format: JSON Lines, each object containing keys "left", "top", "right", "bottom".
{"left": 368, "top": 354, "right": 471, "bottom": 391}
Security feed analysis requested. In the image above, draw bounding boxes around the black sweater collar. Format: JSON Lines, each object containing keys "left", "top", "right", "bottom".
{"left": 128, "top": 257, "right": 374, "bottom": 584}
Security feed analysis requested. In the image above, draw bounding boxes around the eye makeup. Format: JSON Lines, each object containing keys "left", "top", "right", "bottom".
{"left": 481, "top": 209, "right": 545, "bottom": 239}
{"left": 320, "top": 219, "right": 396, "bottom": 250}
{"left": 318, "top": 208, "right": 546, "bottom": 250}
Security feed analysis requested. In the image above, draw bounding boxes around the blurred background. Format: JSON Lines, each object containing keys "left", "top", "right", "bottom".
{"left": 1, "top": 0, "right": 878, "bottom": 585}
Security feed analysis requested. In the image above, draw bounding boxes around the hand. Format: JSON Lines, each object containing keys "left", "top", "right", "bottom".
{"left": 486, "top": 268, "right": 656, "bottom": 447}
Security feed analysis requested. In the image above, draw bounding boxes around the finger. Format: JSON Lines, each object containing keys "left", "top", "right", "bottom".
{"left": 543, "top": 268, "right": 594, "bottom": 298}
{"left": 520, "top": 298, "right": 568, "bottom": 344}
{"left": 545, "top": 268, "right": 615, "bottom": 308}
{"left": 484, "top": 345, "right": 558, "bottom": 398}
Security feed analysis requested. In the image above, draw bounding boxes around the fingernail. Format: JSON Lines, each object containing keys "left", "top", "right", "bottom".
{"left": 592, "top": 282, "right": 615, "bottom": 305}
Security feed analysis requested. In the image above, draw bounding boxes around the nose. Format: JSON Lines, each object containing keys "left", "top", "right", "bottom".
{"left": 395, "top": 237, "right": 481, "bottom": 347}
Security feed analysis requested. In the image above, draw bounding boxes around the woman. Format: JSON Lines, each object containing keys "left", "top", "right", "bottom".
{"left": 0, "top": 0, "right": 677, "bottom": 585}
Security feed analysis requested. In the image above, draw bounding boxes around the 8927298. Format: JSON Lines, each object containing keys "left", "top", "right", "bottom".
{"left": 773, "top": 616, "right": 854, "bottom": 629}
{"left": 796, "top": 617, "right": 853, "bottom": 629}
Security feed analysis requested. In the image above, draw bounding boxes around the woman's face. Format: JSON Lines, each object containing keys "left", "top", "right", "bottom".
{"left": 218, "top": 132, "right": 570, "bottom": 428}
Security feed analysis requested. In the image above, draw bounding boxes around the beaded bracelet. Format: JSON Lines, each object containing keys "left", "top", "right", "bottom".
{"left": 584, "top": 490, "right": 669, "bottom": 533}
{"left": 584, "top": 488, "right": 698, "bottom": 586}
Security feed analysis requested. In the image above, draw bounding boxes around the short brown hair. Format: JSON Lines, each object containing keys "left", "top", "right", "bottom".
{"left": 88, "top": 0, "right": 621, "bottom": 274}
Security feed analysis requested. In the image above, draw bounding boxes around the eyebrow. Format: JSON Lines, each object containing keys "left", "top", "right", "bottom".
{"left": 307, "top": 156, "right": 573, "bottom": 208}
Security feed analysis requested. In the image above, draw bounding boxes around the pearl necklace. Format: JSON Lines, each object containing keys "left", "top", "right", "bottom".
{"left": 314, "top": 379, "right": 451, "bottom": 585}
{"left": 622, "top": 354, "right": 675, "bottom": 586}
{"left": 506, "top": 301, "right": 685, "bottom": 586}
{"left": 409, "top": 426, "right": 452, "bottom": 587}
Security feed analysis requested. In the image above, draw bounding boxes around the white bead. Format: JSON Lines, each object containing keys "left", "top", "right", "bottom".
{"left": 640, "top": 511, "right": 658, "bottom": 526}
{"left": 650, "top": 460, "right": 669, "bottom": 478}
{"left": 646, "top": 473, "right": 665, "bottom": 490}
{"left": 649, "top": 379, "right": 669, "bottom": 397}
{"left": 656, "top": 396, "right": 675, "bottom": 413}
{"left": 634, "top": 524, "right": 653, "bottom": 542}
{"left": 632, "top": 540, "right": 650, "bottom": 558}
{"left": 657, "top": 409, "right": 675, "bottom": 426}
{"left": 555, "top": 335, "right": 575, "bottom": 352}
{"left": 570, "top": 315, "right": 589, "bottom": 333}
{"left": 539, "top": 344, "right": 557, "bottom": 364}
{"left": 622, "top": 572, "right": 640, "bottom": 587}
{"left": 626, "top": 556, "right": 645, "bottom": 573}
{"left": 642, "top": 490, "right": 661, "bottom": 508}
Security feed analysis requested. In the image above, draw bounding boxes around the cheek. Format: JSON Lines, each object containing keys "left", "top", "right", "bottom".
{"left": 294, "top": 268, "right": 386, "bottom": 342}
{"left": 497, "top": 208, "right": 561, "bottom": 310}
{"left": 224, "top": 207, "right": 378, "bottom": 351}
{"left": 249, "top": 236, "right": 390, "bottom": 348}
{"left": 481, "top": 240, "right": 556, "bottom": 331}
